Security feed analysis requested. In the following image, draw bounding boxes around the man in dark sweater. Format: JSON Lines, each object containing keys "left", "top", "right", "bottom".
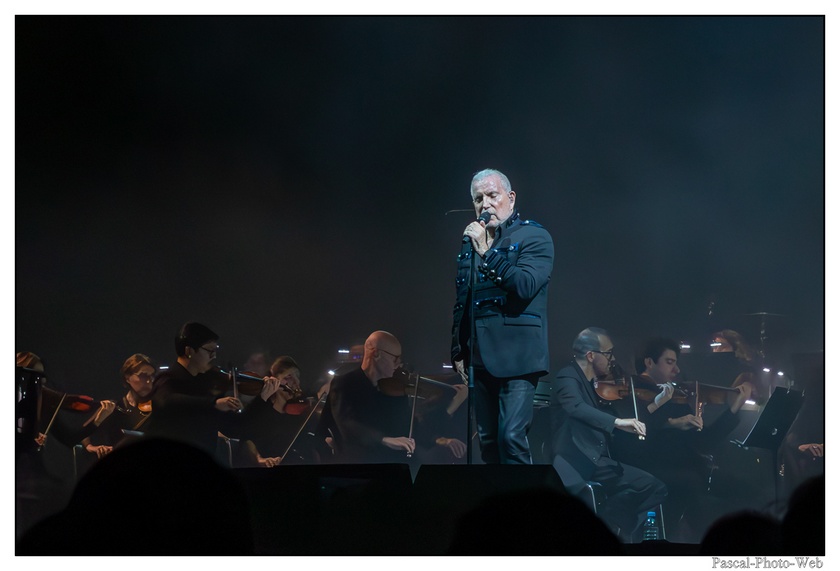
{"left": 145, "top": 322, "right": 285, "bottom": 459}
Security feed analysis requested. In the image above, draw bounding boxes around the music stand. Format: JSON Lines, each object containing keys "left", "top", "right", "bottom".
{"left": 733, "top": 387, "right": 804, "bottom": 451}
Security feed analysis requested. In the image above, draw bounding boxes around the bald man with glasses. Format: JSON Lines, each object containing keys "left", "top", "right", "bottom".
{"left": 550, "top": 327, "right": 667, "bottom": 543}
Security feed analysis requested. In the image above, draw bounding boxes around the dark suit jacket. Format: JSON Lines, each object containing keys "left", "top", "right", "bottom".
{"left": 550, "top": 361, "right": 621, "bottom": 489}
{"left": 451, "top": 211, "right": 554, "bottom": 378}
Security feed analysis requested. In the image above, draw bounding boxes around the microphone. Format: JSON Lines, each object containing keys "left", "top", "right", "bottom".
{"left": 462, "top": 211, "right": 492, "bottom": 243}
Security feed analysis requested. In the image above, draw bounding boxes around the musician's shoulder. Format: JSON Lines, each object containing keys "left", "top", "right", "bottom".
{"left": 519, "top": 218, "right": 545, "bottom": 229}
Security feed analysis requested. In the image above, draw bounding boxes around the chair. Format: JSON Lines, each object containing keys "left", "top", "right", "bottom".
{"left": 583, "top": 480, "right": 667, "bottom": 540}
{"left": 72, "top": 444, "right": 84, "bottom": 482}
{"left": 217, "top": 433, "right": 240, "bottom": 468}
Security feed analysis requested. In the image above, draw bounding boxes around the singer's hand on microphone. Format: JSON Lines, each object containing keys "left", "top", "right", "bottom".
{"left": 463, "top": 221, "right": 490, "bottom": 256}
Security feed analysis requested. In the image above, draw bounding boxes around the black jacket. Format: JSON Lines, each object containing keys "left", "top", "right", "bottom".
{"left": 451, "top": 211, "right": 554, "bottom": 378}
{"left": 550, "top": 361, "right": 621, "bottom": 482}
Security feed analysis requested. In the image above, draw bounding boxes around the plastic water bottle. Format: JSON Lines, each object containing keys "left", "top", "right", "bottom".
{"left": 642, "top": 510, "right": 659, "bottom": 541}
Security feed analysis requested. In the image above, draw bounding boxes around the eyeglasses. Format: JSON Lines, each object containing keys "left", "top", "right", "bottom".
{"left": 199, "top": 346, "right": 218, "bottom": 358}
{"left": 592, "top": 349, "right": 615, "bottom": 360}
{"left": 379, "top": 348, "right": 402, "bottom": 364}
{"left": 132, "top": 372, "right": 155, "bottom": 383}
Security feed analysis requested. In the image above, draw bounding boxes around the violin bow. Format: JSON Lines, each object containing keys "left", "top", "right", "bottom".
{"left": 406, "top": 371, "right": 421, "bottom": 458}
{"left": 695, "top": 380, "right": 704, "bottom": 431}
{"left": 230, "top": 365, "right": 242, "bottom": 413}
{"left": 37, "top": 392, "right": 67, "bottom": 451}
{"left": 278, "top": 391, "right": 327, "bottom": 465}
{"left": 629, "top": 375, "right": 645, "bottom": 441}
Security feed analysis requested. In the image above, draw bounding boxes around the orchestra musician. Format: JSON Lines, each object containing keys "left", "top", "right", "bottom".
{"left": 79, "top": 353, "right": 156, "bottom": 462}
{"left": 453, "top": 168, "right": 554, "bottom": 464}
{"left": 411, "top": 375, "right": 470, "bottom": 464}
{"left": 237, "top": 355, "right": 308, "bottom": 468}
{"left": 15, "top": 352, "right": 116, "bottom": 539}
{"left": 317, "top": 330, "right": 417, "bottom": 463}
{"left": 318, "top": 330, "right": 470, "bottom": 465}
{"left": 711, "top": 329, "right": 770, "bottom": 404}
{"left": 609, "top": 336, "right": 752, "bottom": 543}
{"left": 143, "top": 322, "right": 286, "bottom": 459}
{"left": 549, "top": 328, "right": 667, "bottom": 543}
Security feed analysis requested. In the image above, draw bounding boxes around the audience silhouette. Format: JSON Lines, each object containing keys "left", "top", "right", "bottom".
{"left": 782, "top": 474, "right": 824, "bottom": 555}
{"left": 699, "top": 511, "right": 784, "bottom": 555}
{"left": 17, "top": 438, "right": 254, "bottom": 555}
{"left": 448, "top": 488, "right": 623, "bottom": 555}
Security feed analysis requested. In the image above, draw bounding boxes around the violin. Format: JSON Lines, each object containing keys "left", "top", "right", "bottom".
{"left": 213, "top": 366, "right": 310, "bottom": 415}
{"left": 674, "top": 380, "right": 740, "bottom": 430}
{"left": 596, "top": 363, "right": 655, "bottom": 441}
{"left": 378, "top": 368, "right": 459, "bottom": 401}
{"left": 378, "top": 368, "right": 462, "bottom": 458}
{"left": 33, "top": 384, "right": 118, "bottom": 414}
{"left": 594, "top": 374, "right": 661, "bottom": 404}
{"left": 16, "top": 367, "right": 123, "bottom": 453}
{"left": 676, "top": 380, "right": 739, "bottom": 406}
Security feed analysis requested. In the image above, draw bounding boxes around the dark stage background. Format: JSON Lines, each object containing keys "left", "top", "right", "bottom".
{"left": 16, "top": 16, "right": 824, "bottom": 400}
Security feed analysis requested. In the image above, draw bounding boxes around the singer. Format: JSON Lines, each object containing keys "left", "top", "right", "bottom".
{"left": 451, "top": 168, "right": 554, "bottom": 464}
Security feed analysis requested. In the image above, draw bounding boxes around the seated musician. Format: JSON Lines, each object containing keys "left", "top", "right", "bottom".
{"left": 143, "top": 322, "right": 286, "bottom": 459}
{"left": 712, "top": 329, "right": 770, "bottom": 404}
{"left": 549, "top": 328, "right": 667, "bottom": 543}
{"left": 17, "top": 352, "right": 116, "bottom": 450}
{"left": 609, "top": 336, "right": 752, "bottom": 543}
{"left": 318, "top": 330, "right": 452, "bottom": 464}
{"left": 411, "top": 374, "right": 469, "bottom": 464}
{"left": 79, "top": 353, "right": 156, "bottom": 461}
{"left": 237, "top": 355, "right": 309, "bottom": 468}
{"left": 15, "top": 352, "right": 115, "bottom": 539}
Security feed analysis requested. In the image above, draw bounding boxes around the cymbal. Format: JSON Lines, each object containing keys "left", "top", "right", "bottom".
{"left": 744, "top": 312, "right": 784, "bottom": 316}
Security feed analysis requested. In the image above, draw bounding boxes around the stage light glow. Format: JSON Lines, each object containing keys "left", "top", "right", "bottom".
{"left": 337, "top": 349, "right": 349, "bottom": 354}
{"left": 763, "top": 368, "right": 771, "bottom": 372}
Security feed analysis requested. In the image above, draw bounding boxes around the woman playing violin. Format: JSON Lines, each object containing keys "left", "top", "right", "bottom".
{"left": 79, "top": 353, "right": 156, "bottom": 462}
{"left": 236, "top": 355, "right": 309, "bottom": 468}
{"left": 712, "top": 329, "right": 771, "bottom": 405}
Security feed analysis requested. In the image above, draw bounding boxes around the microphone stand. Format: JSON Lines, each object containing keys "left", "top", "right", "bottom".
{"left": 466, "top": 239, "right": 477, "bottom": 465}
{"left": 462, "top": 212, "right": 490, "bottom": 466}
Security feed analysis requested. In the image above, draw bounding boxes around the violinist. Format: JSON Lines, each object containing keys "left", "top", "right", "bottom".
{"left": 712, "top": 329, "right": 770, "bottom": 404}
{"left": 317, "top": 330, "right": 418, "bottom": 463}
{"left": 79, "top": 353, "right": 156, "bottom": 463}
{"left": 237, "top": 355, "right": 308, "bottom": 468}
{"left": 549, "top": 328, "right": 667, "bottom": 543}
{"left": 16, "top": 352, "right": 116, "bottom": 451}
{"left": 610, "top": 336, "right": 752, "bottom": 543}
{"left": 15, "top": 352, "right": 115, "bottom": 540}
{"left": 408, "top": 374, "right": 470, "bottom": 464}
{"left": 144, "top": 322, "right": 287, "bottom": 459}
